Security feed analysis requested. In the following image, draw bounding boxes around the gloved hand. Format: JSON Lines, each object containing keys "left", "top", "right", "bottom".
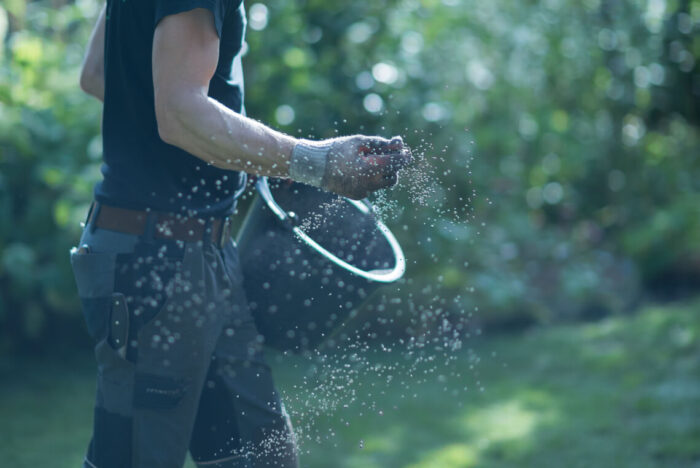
{"left": 289, "top": 135, "right": 412, "bottom": 200}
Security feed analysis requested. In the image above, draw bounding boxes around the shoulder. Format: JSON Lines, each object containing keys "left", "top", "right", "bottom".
{"left": 155, "top": 0, "right": 238, "bottom": 37}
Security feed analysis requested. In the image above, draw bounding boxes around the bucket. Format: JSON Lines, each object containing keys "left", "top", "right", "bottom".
{"left": 236, "top": 177, "right": 406, "bottom": 352}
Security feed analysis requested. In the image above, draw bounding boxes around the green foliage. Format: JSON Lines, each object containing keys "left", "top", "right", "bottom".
{"left": 1, "top": 0, "right": 699, "bottom": 349}
{"left": 0, "top": 0, "right": 101, "bottom": 350}
{"left": 243, "top": 0, "right": 700, "bottom": 330}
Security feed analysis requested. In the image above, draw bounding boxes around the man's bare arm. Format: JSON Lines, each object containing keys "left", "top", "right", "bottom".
{"left": 152, "top": 8, "right": 295, "bottom": 177}
{"left": 80, "top": 4, "right": 106, "bottom": 102}
{"left": 153, "top": 8, "right": 411, "bottom": 198}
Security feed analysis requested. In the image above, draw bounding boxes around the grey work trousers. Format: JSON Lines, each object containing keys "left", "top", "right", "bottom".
{"left": 70, "top": 218, "right": 299, "bottom": 468}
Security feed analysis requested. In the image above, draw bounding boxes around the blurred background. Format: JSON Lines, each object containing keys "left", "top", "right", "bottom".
{"left": 1, "top": 0, "right": 699, "bottom": 467}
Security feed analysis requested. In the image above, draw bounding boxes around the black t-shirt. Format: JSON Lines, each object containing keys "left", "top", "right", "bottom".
{"left": 96, "top": 0, "right": 247, "bottom": 217}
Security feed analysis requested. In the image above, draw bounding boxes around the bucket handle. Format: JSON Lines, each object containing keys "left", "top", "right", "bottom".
{"left": 255, "top": 177, "right": 406, "bottom": 283}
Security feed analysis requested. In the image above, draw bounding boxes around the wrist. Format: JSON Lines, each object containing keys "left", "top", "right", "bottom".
{"left": 289, "top": 139, "right": 332, "bottom": 187}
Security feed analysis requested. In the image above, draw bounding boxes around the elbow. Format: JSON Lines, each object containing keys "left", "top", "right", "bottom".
{"left": 154, "top": 89, "right": 178, "bottom": 145}
{"left": 156, "top": 114, "right": 176, "bottom": 145}
{"left": 155, "top": 101, "right": 181, "bottom": 146}
{"left": 155, "top": 90, "right": 196, "bottom": 147}
{"left": 79, "top": 67, "right": 102, "bottom": 97}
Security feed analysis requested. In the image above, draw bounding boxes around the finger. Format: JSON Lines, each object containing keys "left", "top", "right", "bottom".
{"left": 364, "top": 159, "right": 401, "bottom": 189}
{"left": 388, "top": 136, "right": 405, "bottom": 152}
{"left": 356, "top": 136, "right": 379, "bottom": 155}
{"left": 365, "top": 152, "right": 412, "bottom": 174}
{"left": 384, "top": 172, "right": 399, "bottom": 188}
{"left": 389, "top": 149, "right": 412, "bottom": 169}
{"left": 346, "top": 187, "right": 370, "bottom": 200}
{"left": 367, "top": 170, "right": 399, "bottom": 192}
{"left": 363, "top": 136, "right": 406, "bottom": 155}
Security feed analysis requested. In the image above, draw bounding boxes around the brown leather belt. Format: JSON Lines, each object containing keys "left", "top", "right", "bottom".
{"left": 87, "top": 203, "right": 233, "bottom": 248}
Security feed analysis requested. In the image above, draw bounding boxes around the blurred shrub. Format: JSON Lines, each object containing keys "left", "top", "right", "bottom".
{"left": 1, "top": 0, "right": 699, "bottom": 351}
{"left": 243, "top": 0, "right": 699, "bottom": 332}
{"left": 0, "top": 0, "right": 100, "bottom": 352}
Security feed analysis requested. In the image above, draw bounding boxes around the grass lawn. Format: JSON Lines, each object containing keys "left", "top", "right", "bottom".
{"left": 1, "top": 299, "right": 699, "bottom": 467}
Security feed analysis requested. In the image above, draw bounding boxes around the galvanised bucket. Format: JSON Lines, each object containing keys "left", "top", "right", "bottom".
{"left": 236, "top": 177, "right": 405, "bottom": 352}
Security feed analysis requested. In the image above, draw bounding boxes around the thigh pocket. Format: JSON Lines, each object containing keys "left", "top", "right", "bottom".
{"left": 70, "top": 250, "right": 118, "bottom": 341}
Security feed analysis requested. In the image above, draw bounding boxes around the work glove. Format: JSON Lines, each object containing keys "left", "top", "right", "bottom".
{"left": 289, "top": 135, "right": 412, "bottom": 200}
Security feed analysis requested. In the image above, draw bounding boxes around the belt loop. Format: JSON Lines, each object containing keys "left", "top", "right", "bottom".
{"left": 81, "top": 201, "right": 94, "bottom": 229}
{"left": 233, "top": 172, "right": 248, "bottom": 200}
{"left": 203, "top": 217, "right": 213, "bottom": 247}
{"left": 218, "top": 216, "right": 232, "bottom": 249}
{"left": 88, "top": 202, "right": 101, "bottom": 234}
{"left": 143, "top": 210, "right": 157, "bottom": 243}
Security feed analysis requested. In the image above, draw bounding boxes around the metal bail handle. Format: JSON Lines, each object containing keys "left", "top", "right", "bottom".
{"left": 254, "top": 177, "right": 406, "bottom": 283}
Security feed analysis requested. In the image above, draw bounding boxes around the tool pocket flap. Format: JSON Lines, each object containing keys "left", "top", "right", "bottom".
{"left": 70, "top": 249, "right": 118, "bottom": 340}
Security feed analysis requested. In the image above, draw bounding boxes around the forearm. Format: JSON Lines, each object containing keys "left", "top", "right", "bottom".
{"left": 157, "top": 91, "right": 296, "bottom": 176}
{"left": 150, "top": 8, "right": 410, "bottom": 192}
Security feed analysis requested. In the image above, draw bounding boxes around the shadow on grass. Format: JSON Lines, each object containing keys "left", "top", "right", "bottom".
{"left": 288, "top": 299, "right": 700, "bottom": 468}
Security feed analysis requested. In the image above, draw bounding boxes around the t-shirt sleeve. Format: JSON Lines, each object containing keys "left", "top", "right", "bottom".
{"left": 154, "top": 0, "right": 226, "bottom": 37}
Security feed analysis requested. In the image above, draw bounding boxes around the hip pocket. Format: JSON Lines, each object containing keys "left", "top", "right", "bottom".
{"left": 113, "top": 250, "right": 183, "bottom": 339}
{"left": 70, "top": 249, "right": 118, "bottom": 341}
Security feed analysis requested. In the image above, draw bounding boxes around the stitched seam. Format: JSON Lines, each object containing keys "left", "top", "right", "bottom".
{"left": 195, "top": 453, "right": 247, "bottom": 465}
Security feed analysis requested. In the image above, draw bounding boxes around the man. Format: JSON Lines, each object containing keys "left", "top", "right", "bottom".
{"left": 73, "top": 0, "right": 410, "bottom": 467}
